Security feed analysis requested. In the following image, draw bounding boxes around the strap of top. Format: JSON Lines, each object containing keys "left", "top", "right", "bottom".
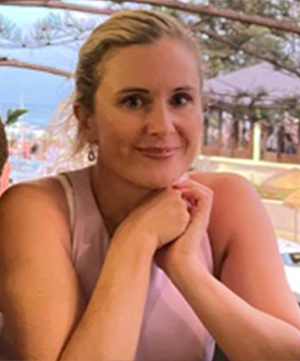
{"left": 56, "top": 174, "right": 75, "bottom": 232}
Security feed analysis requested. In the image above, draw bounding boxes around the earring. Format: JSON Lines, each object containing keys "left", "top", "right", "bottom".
{"left": 88, "top": 144, "right": 96, "bottom": 162}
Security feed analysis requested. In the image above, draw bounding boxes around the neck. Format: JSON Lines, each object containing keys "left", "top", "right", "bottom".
{"left": 90, "top": 164, "right": 155, "bottom": 236}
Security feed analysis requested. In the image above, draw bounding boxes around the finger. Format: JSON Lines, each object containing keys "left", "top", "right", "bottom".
{"left": 178, "top": 184, "right": 213, "bottom": 203}
{"left": 172, "top": 179, "right": 193, "bottom": 188}
{"left": 172, "top": 172, "right": 190, "bottom": 186}
{"left": 182, "top": 195, "right": 196, "bottom": 212}
{"left": 180, "top": 187, "right": 213, "bottom": 218}
{"left": 173, "top": 180, "right": 213, "bottom": 214}
{"left": 173, "top": 179, "right": 211, "bottom": 192}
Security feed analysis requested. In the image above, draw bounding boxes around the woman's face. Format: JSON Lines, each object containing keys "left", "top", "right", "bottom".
{"left": 89, "top": 37, "right": 202, "bottom": 188}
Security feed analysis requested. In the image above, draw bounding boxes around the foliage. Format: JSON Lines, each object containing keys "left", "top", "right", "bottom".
{"left": 0, "top": 12, "right": 99, "bottom": 48}
{"left": 1, "top": 0, "right": 300, "bottom": 124}
{"left": 0, "top": 13, "right": 22, "bottom": 47}
{"left": 192, "top": 0, "right": 300, "bottom": 78}
{"left": 1, "top": 0, "right": 299, "bottom": 77}
{"left": 5, "top": 109, "right": 28, "bottom": 126}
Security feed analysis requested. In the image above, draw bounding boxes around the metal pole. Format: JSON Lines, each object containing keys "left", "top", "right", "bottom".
{"left": 253, "top": 122, "right": 261, "bottom": 161}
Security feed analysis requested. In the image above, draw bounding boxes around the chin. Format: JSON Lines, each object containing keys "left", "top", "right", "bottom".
{"left": 129, "top": 168, "right": 188, "bottom": 190}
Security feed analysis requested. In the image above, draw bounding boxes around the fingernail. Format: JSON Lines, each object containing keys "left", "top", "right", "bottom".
{"left": 172, "top": 173, "right": 189, "bottom": 186}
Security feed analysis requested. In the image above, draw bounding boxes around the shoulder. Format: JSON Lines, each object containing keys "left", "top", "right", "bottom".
{"left": 188, "top": 176, "right": 300, "bottom": 330}
{"left": 189, "top": 171, "right": 267, "bottom": 274}
{"left": 189, "top": 171, "right": 261, "bottom": 215}
{"left": 0, "top": 179, "right": 85, "bottom": 358}
{"left": 0, "top": 176, "right": 72, "bottom": 254}
{"left": 189, "top": 171, "right": 254, "bottom": 196}
{"left": 0, "top": 176, "right": 68, "bottom": 218}
{"left": 189, "top": 170, "right": 264, "bottom": 229}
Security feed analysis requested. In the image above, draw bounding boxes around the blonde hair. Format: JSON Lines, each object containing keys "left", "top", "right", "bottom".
{"left": 74, "top": 9, "right": 202, "bottom": 153}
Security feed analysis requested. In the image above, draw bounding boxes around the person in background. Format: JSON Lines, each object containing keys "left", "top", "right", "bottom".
{"left": 283, "top": 133, "right": 297, "bottom": 154}
{"left": 0, "top": 10, "right": 300, "bottom": 361}
{"left": 0, "top": 116, "right": 9, "bottom": 196}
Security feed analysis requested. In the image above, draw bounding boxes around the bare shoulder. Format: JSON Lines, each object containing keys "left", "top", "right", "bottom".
{"left": 189, "top": 171, "right": 261, "bottom": 218}
{"left": 0, "top": 176, "right": 71, "bottom": 255}
{"left": 1, "top": 175, "right": 67, "bottom": 208}
{"left": 189, "top": 175, "right": 300, "bottom": 330}
{"left": 189, "top": 171, "right": 261, "bottom": 225}
{"left": 189, "top": 171, "right": 266, "bottom": 273}
{"left": 0, "top": 178, "right": 83, "bottom": 360}
{"left": 189, "top": 171, "right": 254, "bottom": 195}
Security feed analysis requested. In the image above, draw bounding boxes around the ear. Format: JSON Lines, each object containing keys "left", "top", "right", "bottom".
{"left": 73, "top": 103, "right": 97, "bottom": 143}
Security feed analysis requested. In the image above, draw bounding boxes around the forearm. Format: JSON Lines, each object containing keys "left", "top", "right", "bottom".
{"left": 167, "top": 262, "right": 300, "bottom": 361}
{"left": 59, "top": 234, "right": 155, "bottom": 361}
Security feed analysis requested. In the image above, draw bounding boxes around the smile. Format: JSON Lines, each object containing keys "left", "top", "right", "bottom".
{"left": 137, "top": 147, "right": 179, "bottom": 160}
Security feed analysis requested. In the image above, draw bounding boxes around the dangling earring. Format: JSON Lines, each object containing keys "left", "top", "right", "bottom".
{"left": 88, "top": 144, "right": 96, "bottom": 162}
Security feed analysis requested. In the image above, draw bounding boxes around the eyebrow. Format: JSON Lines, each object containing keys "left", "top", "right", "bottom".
{"left": 174, "top": 86, "right": 196, "bottom": 92}
{"left": 116, "top": 88, "right": 149, "bottom": 95}
{"left": 115, "top": 86, "right": 196, "bottom": 95}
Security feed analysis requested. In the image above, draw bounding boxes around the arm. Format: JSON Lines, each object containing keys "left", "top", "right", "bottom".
{"left": 159, "top": 175, "right": 300, "bottom": 361}
{"left": 0, "top": 183, "right": 189, "bottom": 361}
{"left": 59, "top": 231, "right": 155, "bottom": 361}
{"left": 0, "top": 182, "right": 84, "bottom": 361}
{"left": 168, "top": 258, "right": 300, "bottom": 361}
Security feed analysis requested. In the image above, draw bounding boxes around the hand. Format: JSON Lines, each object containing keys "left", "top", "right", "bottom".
{"left": 155, "top": 179, "right": 213, "bottom": 273}
{"left": 114, "top": 188, "right": 191, "bottom": 253}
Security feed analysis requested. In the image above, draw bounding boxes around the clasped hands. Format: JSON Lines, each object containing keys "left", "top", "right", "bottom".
{"left": 154, "top": 178, "right": 213, "bottom": 274}
{"left": 115, "top": 177, "right": 213, "bottom": 273}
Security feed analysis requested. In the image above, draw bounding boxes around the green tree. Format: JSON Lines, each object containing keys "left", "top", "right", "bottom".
{"left": 1, "top": 0, "right": 300, "bottom": 122}
{"left": 4, "top": 109, "right": 28, "bottom": 126}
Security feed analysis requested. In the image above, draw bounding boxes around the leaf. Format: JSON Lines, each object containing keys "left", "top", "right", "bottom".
{"left": 5, "top": 109, "right": 28, "bottom": 125}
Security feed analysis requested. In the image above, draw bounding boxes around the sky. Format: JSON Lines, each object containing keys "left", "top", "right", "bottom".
{"left": 1, "top": 1, "right": 106, "bottom": 25}
{"left": 0, "top": 1, "right": 106, "bottom": 127}
{"left": 2, "top": 0, "right": 202, "bottom": 127}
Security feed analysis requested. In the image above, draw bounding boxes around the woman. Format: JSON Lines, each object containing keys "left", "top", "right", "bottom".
{"left": 0, "top": 10, "right": 299, "bottom": 361}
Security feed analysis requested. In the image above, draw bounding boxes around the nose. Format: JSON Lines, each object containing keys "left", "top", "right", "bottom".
{"left": 145, "top": 103, "right": 175, "bottom": 136}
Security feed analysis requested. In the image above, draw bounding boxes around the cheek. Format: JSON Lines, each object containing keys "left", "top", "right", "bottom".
{"left": 96, "top": 120, "right": 137, "bottom": 157}
{"left": 180, "top": 117, "right": 202, "bottom": 158}
{"left": 183, "top": 115, "right": 202, "bottom": 143}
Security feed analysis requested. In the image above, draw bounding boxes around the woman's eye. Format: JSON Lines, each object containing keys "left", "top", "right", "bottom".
{"left": 120, "top": 95, "right": 144, "bottom": 109}
{"left": 170, "top": 93, "right": 193, "bottom": 107}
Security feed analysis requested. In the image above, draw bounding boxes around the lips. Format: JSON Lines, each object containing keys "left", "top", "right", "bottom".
{"left": 137, "top": 146, "right": 179, "bottom": 159}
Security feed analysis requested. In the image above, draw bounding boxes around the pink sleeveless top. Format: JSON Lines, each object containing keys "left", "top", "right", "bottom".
{"left": 0, "top": 166, "right": 215, "bottom": 361}
{"left": 63, "top": 167, "right": 215, "bottom": 361}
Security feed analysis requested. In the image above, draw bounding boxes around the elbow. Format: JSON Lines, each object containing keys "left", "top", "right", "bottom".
{"left": 266, "top": 331, "right": 300, "bottom": 360}
{"left": 247, "top": 331, "right": 300, "bottom": 361}
{"left": 284, "top": 329, "right": 300, "bottom": 359}
{"left": 289, "top": 335, "right": 300, "bottom": 359}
